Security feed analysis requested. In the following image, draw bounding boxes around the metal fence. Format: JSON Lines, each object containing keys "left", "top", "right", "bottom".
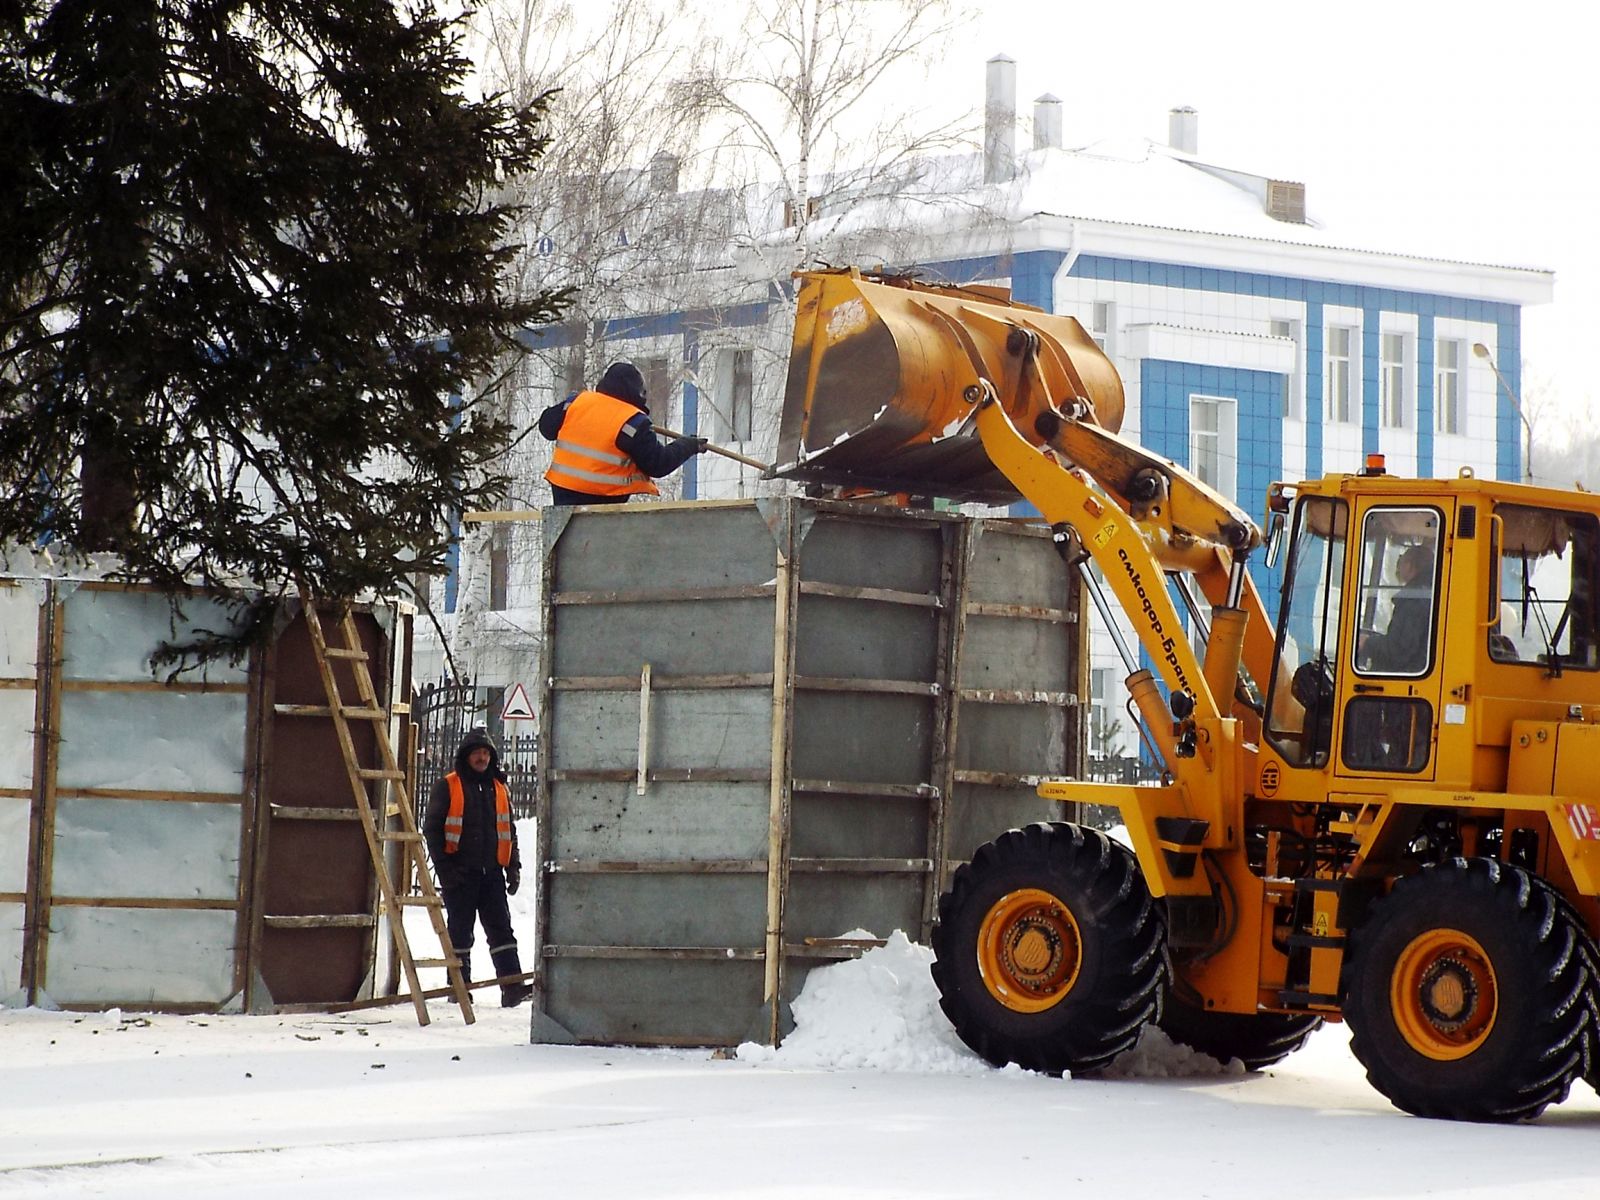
{"left": 1087, "top": 754, "right": 1162, "bottom": 784}
{"left": 412, "top": 678, "right": 537, "bottom": 820}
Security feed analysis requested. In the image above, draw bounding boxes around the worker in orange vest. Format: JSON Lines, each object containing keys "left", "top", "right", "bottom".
{"left": 539, "top": 360, "right": 707, "bottom": 505}
{"left": 424, "top": 727, "right": 531, "bottom": 1007}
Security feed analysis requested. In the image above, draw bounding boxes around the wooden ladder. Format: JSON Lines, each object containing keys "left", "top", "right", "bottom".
{"left": 300, "top": 596, "right": 474, "bottom": 1025}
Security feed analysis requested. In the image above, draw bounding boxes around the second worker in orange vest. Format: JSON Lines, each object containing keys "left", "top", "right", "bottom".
{"left": 540, "top": 361, "right": 708, "bottom": 505}
{"left": 424, "top": 727, "right": 531, "bottom": 1007}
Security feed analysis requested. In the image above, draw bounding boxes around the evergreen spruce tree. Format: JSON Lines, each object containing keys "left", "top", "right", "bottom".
{"left": 0, "top": 1, "right": 568, "bottom": 650}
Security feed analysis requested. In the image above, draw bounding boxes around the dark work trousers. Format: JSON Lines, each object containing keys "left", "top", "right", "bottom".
{"left": 440, "top": 866, "right": 523, "bottom": 983}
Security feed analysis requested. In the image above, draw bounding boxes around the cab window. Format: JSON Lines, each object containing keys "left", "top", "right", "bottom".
{"left": 1265, "top": 496, "right": 1347, "bottom": 768}
{"left": 1490, "top": 505, "right": 1600, "bottom": 672}
{"left": 1340, "top": 697, "right": 1433, "bottom": 773}
{"left": 1352, "top": 507, "right": 1442, "bottom": 678}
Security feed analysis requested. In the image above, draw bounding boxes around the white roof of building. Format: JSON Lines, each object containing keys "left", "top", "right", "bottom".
{"left": 1017, "top": 139, "right": 1542, "bottom": 269}
{"left": 803, "top": 141, "right": 1553, "bottom": 306}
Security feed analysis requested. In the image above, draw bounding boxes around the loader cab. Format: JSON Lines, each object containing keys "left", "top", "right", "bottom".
{"left": 1262, "top": 486, "right": 1453, "bottom": 782}
{"left": 1262, "top": 478, "right": 1600, "bottom": 793}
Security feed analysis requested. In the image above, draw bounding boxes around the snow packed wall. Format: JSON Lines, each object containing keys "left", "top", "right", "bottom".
{"left": 42, "top": 585, "right": 252, "bottom": 1006}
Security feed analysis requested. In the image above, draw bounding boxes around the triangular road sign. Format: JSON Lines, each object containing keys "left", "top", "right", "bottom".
{"left": 501, "top": 682, "right": 535, "bottom": 721}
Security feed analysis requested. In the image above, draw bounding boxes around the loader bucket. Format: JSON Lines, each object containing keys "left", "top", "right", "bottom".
{"left": 774, "top": 269, "right": 1124, "bottom": 502}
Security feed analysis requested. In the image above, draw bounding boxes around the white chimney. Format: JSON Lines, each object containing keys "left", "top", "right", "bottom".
{"left": 1168, "top": 106, "right": 1198, "bottom": 156}
{"left": 984, "top": 54, "right": 1017, "bottom": 183}
{"left": 1033, "top": 93, "right": 1062, "bottom": 151}
{"left": 650, "top": 150, "right": 680, "bottom": 195}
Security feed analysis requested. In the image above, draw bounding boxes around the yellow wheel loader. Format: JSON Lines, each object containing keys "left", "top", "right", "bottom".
{"left": 778, "top": 267, "right": 1600, "bottom": 1121}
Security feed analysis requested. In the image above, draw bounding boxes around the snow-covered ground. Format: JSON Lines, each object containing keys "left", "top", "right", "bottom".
{"left": 7, "top": 938, "right": 1600, "bottom": 1198}
{"left": 6, "top": 825, "right": 1600, "bottom": 1198}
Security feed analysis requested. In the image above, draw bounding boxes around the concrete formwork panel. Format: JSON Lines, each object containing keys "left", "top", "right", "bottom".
{"left": 544, "top": 957, "right": 767, "bottom": 1044}
{"left": 549, "top": 780, "right": 771, "bottom": 861}
{"left": 533, "top": 499, "right": 1084, "bottom": 1047}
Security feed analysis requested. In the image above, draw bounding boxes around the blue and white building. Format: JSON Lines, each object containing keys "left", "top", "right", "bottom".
{"left": 431, "top": 54, "right": 1553, "bottom": 753}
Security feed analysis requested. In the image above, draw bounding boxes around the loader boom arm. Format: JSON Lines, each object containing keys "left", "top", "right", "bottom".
{"left": 969, "top": 388, "right": 1259, "bottom": 722}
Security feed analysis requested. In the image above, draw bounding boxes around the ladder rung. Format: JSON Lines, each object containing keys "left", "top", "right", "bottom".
{"left": 395, "top": 895, "right": 441, "bottom": 907}
{"left": 413, "top": 958, "right": 458, "bottom": 969}
{"left": 379, "top": 831, "right": 424, "bottom": 842}
{"left": 274, "top": 703, "right": 335, "bottom": 717}
{"left": 323, "top": 647, "right": 369, "bottom": 660}
{"left": 358, "top": 768, "right": 406, "bottom": 780}
{"left": 341, "top": 707, "right": 386, "bottom": 720}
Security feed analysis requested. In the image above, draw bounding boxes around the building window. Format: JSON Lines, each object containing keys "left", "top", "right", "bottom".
{"left": 1381, "top": 332, "right": 1409, "bottom": 429}
{"left": 488, "top": 525, "right": 509, "bottom": 611}
{"left": 1325, "top": 326, "right": 1355, "bottom": 424}
{"left": 1189, "top": 394, "right": 1238, "bottom": 501}
{"left": 1435, "top": 339, "right": 1463, "bottom": 435}
{"left": 710, "top": 348, "right": 754, "bottom": 443}
{"left": 1092, "top": 301, "right": 1114, "bottom": 354}
{"left": 1270, "top": 318, "right": 1302, "bottom": 420}
{"left": 1088, "top": 667, "right": 1121, "bottom": 761}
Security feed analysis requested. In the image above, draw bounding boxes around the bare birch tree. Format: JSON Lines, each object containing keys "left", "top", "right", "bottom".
{"left": 438, "top": 0, "right": 735, "bottom": 680}
{"left": 689, "top": 0, "right": 971, "bottom": 275}
{"left": 668, "top": 0, "right": 978, "bottom": 479}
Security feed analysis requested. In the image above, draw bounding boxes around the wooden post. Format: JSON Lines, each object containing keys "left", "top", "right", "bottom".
{"left": 761, "top": 501, "right": 797, "bottom": 1043}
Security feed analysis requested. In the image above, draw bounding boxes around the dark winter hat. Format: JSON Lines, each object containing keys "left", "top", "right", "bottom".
{"left": 458, "top": 726, "right": 499, "bottom": 756}
{"left": 596, "top": 361, "right": 648, "bottom": 408}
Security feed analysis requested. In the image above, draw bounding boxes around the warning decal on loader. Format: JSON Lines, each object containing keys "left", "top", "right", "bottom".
{"left": 1563, "top": 804, "right": 1600, "bottom": 841}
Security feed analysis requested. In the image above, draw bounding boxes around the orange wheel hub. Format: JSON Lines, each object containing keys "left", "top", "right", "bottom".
{"left": 976, "top": 887, "right": 1082, "bottom": 1013}
{"left": 1389, "top": 928, "right": 1498, "bottom": 1060}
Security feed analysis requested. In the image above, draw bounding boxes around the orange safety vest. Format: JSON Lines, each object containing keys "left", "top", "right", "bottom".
{"left": 543, "top": 391, "right": 661, "bottom": 497}
{"left": 443, "top": 772, "right": 514, "bottom": 867}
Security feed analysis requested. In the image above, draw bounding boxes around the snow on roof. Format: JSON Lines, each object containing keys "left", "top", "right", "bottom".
{"left": 803, "top": 140, "right": 1551, "bottom": 286}
{"left": 1016, "top": 139, "right": 1547, "bottom": 273}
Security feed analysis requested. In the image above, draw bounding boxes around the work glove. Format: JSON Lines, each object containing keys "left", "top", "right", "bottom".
{"left": 506, "top": 867, "right": 521, "bottom": 896}
{"left": 684, "top": 436, "right": 710, "bottom": 454}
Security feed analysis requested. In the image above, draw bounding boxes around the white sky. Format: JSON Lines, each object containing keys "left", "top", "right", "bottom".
{"left": 948, "top": 0, "right": 1595, "bottom": 412}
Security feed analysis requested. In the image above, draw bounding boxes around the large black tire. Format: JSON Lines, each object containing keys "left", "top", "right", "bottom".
{"left": 930, "top": 822, "right": 1167, "bottom": 1075}
{"left": 1158, "top": 993, "right": 1322, "bottom": 1071}
{"left": 1538, "top": 882, "right": 1600, "bottom": 1092}
{"left": 1579, "top": 932, "right": 1600, "bottom": 1092}
{"left": 1342, "top": 858, "right": 1588, "bottom": 1121}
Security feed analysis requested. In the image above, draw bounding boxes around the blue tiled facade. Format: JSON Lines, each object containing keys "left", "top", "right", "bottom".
{"left": 1139, "top": 359, "right": 1286, "bottom": 599}
{"left": 1063, "top": 252, "right": 1523, "bottom": 482}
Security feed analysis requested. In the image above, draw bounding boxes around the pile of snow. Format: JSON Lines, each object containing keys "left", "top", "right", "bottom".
{"left": 736, "top": 927, "right": 1239, "bottom": 1078}
{"left": 736, "top": 931, "right": 991, "bottom": 1073}
{"left": 1099, "top": 1025, "right": 1247, "bottom": 1078}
